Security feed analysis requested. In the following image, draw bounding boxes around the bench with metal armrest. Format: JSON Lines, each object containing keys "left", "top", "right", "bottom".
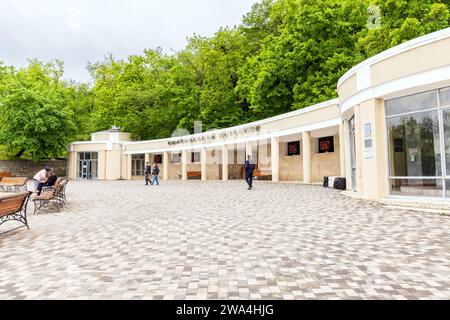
{"left": 0, "top": 177, "right": 28, "bottom": 192}
{"left": 32, "top": 179, "right": 69, "bottom": 214}
{"left": 0, "top": 191, "right": 32, "bottom": 230}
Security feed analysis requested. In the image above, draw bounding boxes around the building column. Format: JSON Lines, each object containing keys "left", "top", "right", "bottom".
{"left": 181, "top": 150, "right": 188, "bottom": 181}
{"left": 163, "top": 151, "right": 169, "bottom": 181}
{"left": 103, "top": 150, "right": 108, "bottom": 180}
{"left": 339, "top": 121, "right": 346, "bottom": 177}
{"left": 343, "top": 119, "right": 352, "bottom": 191}
{"left": 222, "top": 145, "right": 228, "bottom": 181}
{"left": 145, "top": 153, "right": 150, "bottom": 164}
{"left": 302, "top": 131, "right": 311, "bottom": 184}
{"left": 201, "top": 148, "right": 207, "bottom": 181}
{"left": 127, "top": 154, "right": 132, "bottom": 180}
{"left": 271, "top": 137, "right": 280, "bottom": 182}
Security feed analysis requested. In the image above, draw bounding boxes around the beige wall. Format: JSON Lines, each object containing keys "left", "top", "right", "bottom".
{"left": 261, "top": 105, "right": 339, "bottom": 132}
{"left": 256, "top": 141, "right": 272, "bottom": 171}
{"left": 105, "top": 145, "right": 123, "bottom": 180}
{"left": 168, "top": 163, "right": 181, "bottom": 180}
{"left": 93, "top": 133, "right": 109, "bottom": 141}
{"left": 206, "top": 165, "right": 221, "bottom": 180}
{"left": 352, "top": 99, "right": 389, "bottom": 199}
{"left": 338, "top": 74, "right": 357, "bottom": 102}
{"left": 311, "top": 135, "right": 341, "bottom": 183}
{"left": 338, "top": 35, "right": 450, "bottom": 103}
{"left": 371, "top": 38, "right": 450, "bottom": 86}
{"left": 279, "top": 155, "right": 303, "bottom": 181}
{"left": 70, "top": 143, "right": 109, "bottom": 180}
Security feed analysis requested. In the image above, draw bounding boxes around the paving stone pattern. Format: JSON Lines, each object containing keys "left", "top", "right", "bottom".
{"left": 0, "top": 180, "right": 449, "bottom": 299}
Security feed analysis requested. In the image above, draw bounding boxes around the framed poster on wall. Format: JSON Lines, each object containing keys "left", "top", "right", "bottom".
{"left": 154, "top": 154, "right": 163, "bottom": 164}
{"left": 287, "top": 141, "right": 300, "bottom": 156}
{"left": 318, "top": 136, "right": 334, "bottom": 153}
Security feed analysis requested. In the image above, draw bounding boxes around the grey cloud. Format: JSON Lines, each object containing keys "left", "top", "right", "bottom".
{"left": 0, "top": 0, "right": 257, "bottom": 83}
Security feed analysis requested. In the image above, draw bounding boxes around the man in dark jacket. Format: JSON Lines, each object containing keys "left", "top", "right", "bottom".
{"left": 151, "top": 163, "right": 160, "bottom": 186}
{"left": 244, "top": 155, "right": 255, "bottom": 190}
{"left": 36, "top": 169, "right": 58, "bottom": 196}
{"left": 144, "top": 161, "right": 151, "bottom": 185}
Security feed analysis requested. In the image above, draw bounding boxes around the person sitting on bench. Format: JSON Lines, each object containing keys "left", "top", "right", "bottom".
{"left": 36, "top": 169, "right": 58, "bottom": 196}
{"left": 33, "top": 166, "right": 50, "bottom": 192}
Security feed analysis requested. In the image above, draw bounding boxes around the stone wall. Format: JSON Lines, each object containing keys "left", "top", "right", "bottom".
{"left": 0, "top": 159, "right": 68, "bottom": 178}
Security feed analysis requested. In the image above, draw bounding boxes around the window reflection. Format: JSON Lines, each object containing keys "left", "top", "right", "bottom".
{"left": 387, "top": 111, "right": 441, "bottom": 177}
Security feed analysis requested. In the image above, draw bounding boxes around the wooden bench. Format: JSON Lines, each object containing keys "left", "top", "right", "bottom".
{"left": 253, "top": 170, "right": 272, "bottom": 180}
{"left": 0, "top": 172, "right": 12, "bottom": 179}
{"left": 0, "top": 177, "right": 28, "bottom": 192}
{"left": 0, "top": 192, "right": 32, "bottom": 230}
{"left": 32, "top": 179, "right": 68, "bottom": 214}
{"left": 187, "top": 171, "right": 202, "bottom": 180}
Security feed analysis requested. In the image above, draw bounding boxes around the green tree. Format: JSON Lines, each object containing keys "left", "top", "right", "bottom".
{"left": 0, "top": 60, "right": 77, "bottom": 160}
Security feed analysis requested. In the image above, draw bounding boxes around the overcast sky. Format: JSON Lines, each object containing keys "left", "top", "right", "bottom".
{"left": 0, "top": 0, "right": 258, "bottom": 83}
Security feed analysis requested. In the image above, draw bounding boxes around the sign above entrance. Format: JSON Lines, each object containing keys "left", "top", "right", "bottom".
{"left": 168, "top": 125, "right": 261, "bottom": 146}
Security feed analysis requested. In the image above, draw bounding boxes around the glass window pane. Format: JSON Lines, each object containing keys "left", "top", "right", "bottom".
{"left": 78, "top": 161, "right": 82, "bottom": 178}
{"left": 447, "top": 180, "right": 450, "bottom": 198}
{"left": 440, "top": 87, "right": 450, "bottom": 107}
{"left": 92, "top": 152, "right": 98, "bottom": 160}
{"left": 444, "top": 110, "right": 450, "bottom": 176}
{"left": 386, "top": 90, "right": 438, "bottom": 116}
{"left": 387, "top": 110, "right": 441, "bottom": 177}
{"left": 390, "top": 178, "right": 443, "bottom": 197}
{"left": 91, "top": 161, "right": 98, "bottom": 178}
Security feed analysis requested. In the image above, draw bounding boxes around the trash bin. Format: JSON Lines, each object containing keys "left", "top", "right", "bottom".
{"left": 333, "top": 177, "right": 346, "bottom": 190}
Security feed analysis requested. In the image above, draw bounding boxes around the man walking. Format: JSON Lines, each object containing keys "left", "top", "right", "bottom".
{"left": 151, "top": 162, "right": 160, "bottom": 186}
{"left": 244, "top": 155, "right": 255, "bottom": 190}
{"left": 144, "top": 161, "right": 151, "bottom": 185}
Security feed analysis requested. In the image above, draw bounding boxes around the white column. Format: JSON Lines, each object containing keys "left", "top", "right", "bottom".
{"left": 271, "top": 137, "right": 280, "bottom": 182}
{"left": 181, "top": 150, "right": 188, "bottom": 181}
{"left": 145, "top": 153, "right": 150, "bottom": 164}
{"left": 71, "top": 151, "right": 77, "bottom": 179}
{"left": 339, "top": 121, "right": 346, "bottom": 177}
{"left": 103, "top": 150, "right": 108, "bottom": 180}
{"left": 163, "top": 151, "right": 169, "bottom": 181}
{"left": 302, "top": 131, "right": 311, "bottom": 184}
{"left": 201, "top": 148, "right": 207, "bottom": 181}
{"left": 127, "top": 154, "right": 132, "bottom": 181}
{"left": 222, "top": 145, "right": 228, "bottom": 181}
{"left": 343, "top": 120, "right": 351, "bottom": 189}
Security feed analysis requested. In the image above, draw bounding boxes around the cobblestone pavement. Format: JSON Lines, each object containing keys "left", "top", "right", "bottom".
{"left": 1, "top": 180, "right": 450, "bottom": 300}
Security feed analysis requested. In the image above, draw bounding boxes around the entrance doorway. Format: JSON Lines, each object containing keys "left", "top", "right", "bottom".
{"left": 77, "top": 152, "right": 98, "bottom": 179}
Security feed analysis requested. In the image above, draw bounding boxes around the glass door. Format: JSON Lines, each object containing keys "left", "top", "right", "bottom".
{"left": 77, "top": 152, "right": 98, "bottom": 179}
{"left": 82, "top": 160, "right": 89, "bottom": 179}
